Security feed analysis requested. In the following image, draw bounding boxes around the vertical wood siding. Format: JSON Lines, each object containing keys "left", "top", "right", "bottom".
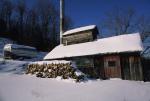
{"left": 104, "top": 55, "right": 121, "bottom": 78}
{"left": 62, "top": 31, "right": 94, "bottom": 45}
{"left": 121, "top": 56, "right": 131, "bottom": 80}
{"left": 129, "top": 56, "right": 143, "bottom": 80}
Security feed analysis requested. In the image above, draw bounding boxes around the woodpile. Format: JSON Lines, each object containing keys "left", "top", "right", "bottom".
{"left": 26, "top": 62, "right": 85, "bottom": 82}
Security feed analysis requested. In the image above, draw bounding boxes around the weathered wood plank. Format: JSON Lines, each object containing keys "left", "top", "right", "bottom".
{"left": 104, "top": 55, "right": 121, "bottom": 78}
{"left": 62, "top": 31, "right": 94, "bottom": 45}
{"left": 129, "top": 56, "right": 143, "bottom": 81}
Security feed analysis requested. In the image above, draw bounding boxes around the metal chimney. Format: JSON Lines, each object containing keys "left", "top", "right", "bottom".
{"left": 60, "top": 0, "right": 64, "bottom": 44}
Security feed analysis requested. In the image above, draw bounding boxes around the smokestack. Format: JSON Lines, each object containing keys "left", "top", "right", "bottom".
{"left": 60, "top": 0, "right": 64, "bottom": 44}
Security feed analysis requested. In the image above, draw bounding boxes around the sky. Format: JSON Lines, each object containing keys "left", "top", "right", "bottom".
{"left": 22, "top": 0, "right": 150, "bottom": 28}
{"left": 63, "top": 0, "right": 150, "bottom": 28}
{"left": 9, "top": 0, "right": 150, "bottom": 46}
{"left": 12, "top": 0, "right": 150, "bottom": 37}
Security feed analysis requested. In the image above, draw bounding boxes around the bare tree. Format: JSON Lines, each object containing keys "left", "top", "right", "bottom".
{"left": 137, "top": 16, "right": 150, "bottom": 42}
{"left": 64, "top": 15, "right": 74, "bottom": 32}
{"left": 0, "top": 0, "right": 13, "bottom": 35}
{"left": 24, "top": 8, "right": 39, "bottom": 46}
{"left": 16, "top": 0, "right": 26, "bottom": 41}
{"left": 16, "top": 0, "right": 26, "bottom": 26}
{"left": 0, "top": 0, "right": 73, "bottom": 51}
{"left": 35, "top": 0, "right": 59, "bottom": 50}
{"left": 3, "top": 0, "right": 13, "bottom": 30}
{"left": 102, "top": 7, "right": 136, "bottom": 36}
{"left": 101, "top": 7, "right": 150, "bottom": 42}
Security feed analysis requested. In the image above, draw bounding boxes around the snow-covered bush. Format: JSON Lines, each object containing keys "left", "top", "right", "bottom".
{"left": 26, "top": 61, "right": 86, "bottom": 82}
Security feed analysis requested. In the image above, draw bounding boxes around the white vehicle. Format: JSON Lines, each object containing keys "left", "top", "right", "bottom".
{"left": 3, "top": 44, "right": 38, "bottom": 59}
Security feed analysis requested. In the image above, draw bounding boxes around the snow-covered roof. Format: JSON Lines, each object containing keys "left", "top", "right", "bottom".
{"left": 44, "top": 33, "right": 143, "bottom": 60}
{"left": 0, "top": 38, "right": 14, "bottom": 57}
{"left": 63, "top": 25, "right": 96, "bottom": 36}
{"left": 4, "top": 44, "right": 36, "bottom": 50}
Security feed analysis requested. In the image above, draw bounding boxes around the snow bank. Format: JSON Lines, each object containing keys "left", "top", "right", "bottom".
{"left": 0, "top": 60, "right": 28, "bottom": 74}
{"left": 4, "top": 44, "right": 36, "bottom": 51}
{"left": 44, "top": 33, "right": 143, "bottom": 60}
{"left": 0, "top": 74, "right": 150, "bottom": 101}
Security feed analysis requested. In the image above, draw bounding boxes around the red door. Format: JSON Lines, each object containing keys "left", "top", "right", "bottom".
{"left": 104, "top": 56, "right": 121, "bottom": 78}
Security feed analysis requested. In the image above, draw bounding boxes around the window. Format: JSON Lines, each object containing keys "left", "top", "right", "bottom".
{"left": 74, "top": 58, "right": 94, "bottom": 68}
{"left": 108, "top": 61, "right": 116, "bottom": 67}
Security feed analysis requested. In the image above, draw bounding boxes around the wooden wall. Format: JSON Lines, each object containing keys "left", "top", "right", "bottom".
{"left": 129, "top": 56, "right": 143, "bottom": 80}
{"left": 103, "top": 55, "right": 121, "bottom": 78}
{"left": 73, "top": 57, "right": 100, "bottom": 78}
{"left": 94, "top": 56, "right": 105, "bottom": 78}
{"left": 66, "top": 53, "right": 143, "bottom": 80}
{"left": 121, "top": 55, "right": 143, "bottom": 81}
{"left": 142, "top": 58, "right": 150, "bottom": 81}
{"left": 62, "top": 30, "right": 94, "bottom": 45}
{"left": 94, "top": 54, "right": 143, "bottom": 81}
{"left": 120, "top": 56, "right": 130, "bottom": 80}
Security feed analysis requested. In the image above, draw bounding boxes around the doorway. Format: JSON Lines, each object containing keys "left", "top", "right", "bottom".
{"left": 104, "top": 56, "right": 121, "bottom": 78}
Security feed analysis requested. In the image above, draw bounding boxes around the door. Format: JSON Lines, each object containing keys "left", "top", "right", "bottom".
{"left": 104, "top": 56, "right": 121, "bottom": 78}
{"left": 121, "top": 56, "right": 131, "bottom": 80}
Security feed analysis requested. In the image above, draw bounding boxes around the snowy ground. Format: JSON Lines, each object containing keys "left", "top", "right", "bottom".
{"left": 0, "top": 74, "right": 150, "bottom": 101}
{"left": 0, "top": 60, "right": 28, "bottom": 74}
{"left": 0, "top": 60, "right": 150, "bottom": 101}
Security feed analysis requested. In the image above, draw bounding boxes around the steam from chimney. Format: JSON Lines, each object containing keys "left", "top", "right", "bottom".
{"left": 60, "top": 0, "right": 64, "bottom": 44}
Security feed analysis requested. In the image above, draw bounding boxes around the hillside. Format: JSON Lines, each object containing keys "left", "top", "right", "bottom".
{"left": 0, "top": 37, "right": 46, "bottom": 74}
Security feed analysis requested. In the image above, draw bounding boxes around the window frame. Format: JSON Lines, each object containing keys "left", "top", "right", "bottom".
{"left": 107, "top": 60, "right": 116, "bottom": 67}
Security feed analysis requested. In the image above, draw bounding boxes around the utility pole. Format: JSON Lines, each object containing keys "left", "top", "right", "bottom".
{"left": 60, "top": 0, "right": 64, "bottom": 44}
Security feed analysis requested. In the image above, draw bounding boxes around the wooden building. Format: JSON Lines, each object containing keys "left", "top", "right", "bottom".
{"left": 44, "top": 25, "right": 143, "bottom": 81}
{"left": 62, "top": 25, "right": 98, "bottom": 45}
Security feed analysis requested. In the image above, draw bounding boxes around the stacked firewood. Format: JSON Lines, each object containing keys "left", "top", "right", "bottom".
{"left": 26, "top": 63, "right": 85, "bottom": 82}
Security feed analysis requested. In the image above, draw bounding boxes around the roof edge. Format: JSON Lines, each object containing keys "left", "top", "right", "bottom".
{"left": 63, "top": 25, "right": 97, "bottom": 36}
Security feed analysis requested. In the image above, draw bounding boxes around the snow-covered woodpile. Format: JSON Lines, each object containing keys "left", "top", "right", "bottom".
{"left": 26, "top": 61, "right": 85, "bottom": 82}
